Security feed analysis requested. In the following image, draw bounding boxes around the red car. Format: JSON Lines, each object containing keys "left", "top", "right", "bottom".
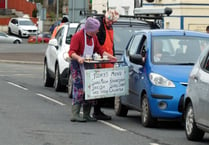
{"left": 28, "top": 33, "right": 51, "bottom": 43}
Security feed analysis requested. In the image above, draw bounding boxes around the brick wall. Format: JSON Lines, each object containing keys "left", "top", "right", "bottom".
{"left": 0, "top": 0, "right": 37, "bottom": 28}
{"left": 8, "top": 0, "right": 36, "bottom": 17}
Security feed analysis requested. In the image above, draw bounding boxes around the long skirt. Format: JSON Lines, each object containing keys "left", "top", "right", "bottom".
{"left": 70, "top": 60, "right": 95, "bottom": 105}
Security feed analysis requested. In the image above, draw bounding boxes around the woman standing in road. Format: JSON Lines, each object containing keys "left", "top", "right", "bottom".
{"left": 68, "top": 17, "right": 117, "bottom": 122}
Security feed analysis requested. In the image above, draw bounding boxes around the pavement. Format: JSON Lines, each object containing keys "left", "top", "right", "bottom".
{"left": 0, "top": 52, "right": 44, "bottom": 65}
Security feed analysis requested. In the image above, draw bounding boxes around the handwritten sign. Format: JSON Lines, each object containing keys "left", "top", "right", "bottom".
{"left": 84, "top": 66, "right": 129, "bottom": 100}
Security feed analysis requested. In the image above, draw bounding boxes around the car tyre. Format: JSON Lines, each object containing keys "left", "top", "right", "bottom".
{"left": 54, "top": 65, "right": 64, "bottom": 91}
{"left": 185, "top": 102, "right": 205, "bottom": 141}
{"left": 43, "top": 61, "right": 54, "bottom": 87}
{"left": 114, "top": 96, "right": 128, "bottom": 116}
{"left": 18, "top": 30, "right": 22, "bottom": 38}
{"left": 8, "top": 27, "right": 12, "bottom": 35}
{"left": 141, "top": 94, "right": 157, "bottom": 127}
{"left": 67, "top": 73, "right": 73, "bottom": 98}
{"left": 13, "top": 40, "right": 21, "bottom": 44}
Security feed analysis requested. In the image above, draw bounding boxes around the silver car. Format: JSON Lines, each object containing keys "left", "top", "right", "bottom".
{"left": 0, "top": 32, "right": 22, "bottom": 44}
{"left": 184, "top": 46, "right": 209, "bottom": 141}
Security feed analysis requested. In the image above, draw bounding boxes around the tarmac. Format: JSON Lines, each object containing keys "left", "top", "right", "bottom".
{"left": 0, "top": 52, "right": 44, "bottom": 65}
{"left": 0, "top": 43, "right": 46, "bottom": 65}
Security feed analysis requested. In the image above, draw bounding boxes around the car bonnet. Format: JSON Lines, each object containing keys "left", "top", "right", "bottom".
{"left": 150, "top": 64, "right": 193, "bottom": 83}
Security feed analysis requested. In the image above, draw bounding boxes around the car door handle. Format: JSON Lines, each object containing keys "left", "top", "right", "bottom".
{"left": 129, "top": 65, "right": 134, "bottom": 75}
{"left": 192, "top": 75, "right": 198, "bottom": 83}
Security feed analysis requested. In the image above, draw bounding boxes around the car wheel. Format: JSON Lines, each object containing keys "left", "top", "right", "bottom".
{"left": 13, "top": 40, "right": 21, "bottom": 44}
{"left": 67, "top": 73, "right": 73, "bottom": 98}
{"left": 141, "top": 94, "right": 157, "bottom": 127}
{"left": 43, "top": 61, "right": 54, "bottom": 87}
{"left": 185, "top": 102, "right": 205, "bottom": 141}
{"left": 114, "top": 96, "right": 128, "bottom": 116}
{"left": 18, "top": 30, "right": 22, "bottom": 38}
{"left": 54, "top": 65, "right": 64, "bottom": 91}
{"left": 8, "top": 27, "right": 12, "bottom": 35}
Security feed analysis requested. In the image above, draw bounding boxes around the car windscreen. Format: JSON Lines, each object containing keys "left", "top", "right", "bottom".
{"left": 113, "top": 25, "right": 150, "bottom": 53}
{"left": 19, "top": 20, "right": 34, "bottom": 26}
{"left": 152, "top": 36, "right": 209, "bottom": 65}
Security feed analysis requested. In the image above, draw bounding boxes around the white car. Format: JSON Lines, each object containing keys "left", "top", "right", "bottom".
{"left": 8, "top": 17, "right": 39, "bottom": 37}
{"left": 43, "top": 23, "right": 78, "bottom": 96}
{"left": 0, "top": 32, "right": 22, "bottom": 44}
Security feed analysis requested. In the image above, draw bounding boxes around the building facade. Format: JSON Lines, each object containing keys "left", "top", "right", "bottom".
{"left": 145, "top": 0, "right": 209, "bottom": 32}
{"left": 92, "top": 0, "right": 209, "bottom": 32}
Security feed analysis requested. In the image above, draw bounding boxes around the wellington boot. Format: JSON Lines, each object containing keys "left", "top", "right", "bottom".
{"left": 71, "top": 104, "right": 86, "bottom": 122}
{"left": 83, "top": 104, "right": 97, "bottom": 122}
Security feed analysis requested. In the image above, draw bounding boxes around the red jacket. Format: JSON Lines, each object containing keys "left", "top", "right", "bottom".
{"left": 69, "top": 29, "right": 104, "bottom": 58}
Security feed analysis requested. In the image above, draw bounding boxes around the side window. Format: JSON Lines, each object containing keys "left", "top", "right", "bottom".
{"left": 55, "top": 27, "right": 63, "bottom": 39}
{"left": 128, "top": 34, "right": 143, "bottom": 56}
{"left": 138, "top": 35, "right": 147, "bottom": 57}
{"left": 55, "top": 27, "right": 64, "bottom": 46}
{"left": 11, "top": 19, "right": 14, "bottom": 24}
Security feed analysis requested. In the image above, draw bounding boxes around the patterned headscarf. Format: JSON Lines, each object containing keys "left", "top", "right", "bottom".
{"left": 105, "top": 9, "right": 119, "bottom": 22}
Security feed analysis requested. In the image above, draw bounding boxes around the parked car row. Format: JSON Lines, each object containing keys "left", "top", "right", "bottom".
{"left": 42, "top": 11, "right": 209, "bottom": 142}
{"left": 43, "top": 14, "right": 160, "bottom": 98}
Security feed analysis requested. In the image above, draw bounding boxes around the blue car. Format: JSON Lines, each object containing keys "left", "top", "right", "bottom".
{"left": 115, "top": 29, "right": 209, "bottom": 127}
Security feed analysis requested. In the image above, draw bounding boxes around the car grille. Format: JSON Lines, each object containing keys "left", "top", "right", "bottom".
{"left": 28, "top": 30, "right": 37, "bottom": 32}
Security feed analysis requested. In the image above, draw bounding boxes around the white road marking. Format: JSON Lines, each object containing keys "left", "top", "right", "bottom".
{"left": 98, "top": 120, "right": 127, "bottom": 132}
{"left": 150, "top": 143, "right": 160, "bottom": 145}
{"left": 36, "top": 93, "right": 66, "bottom": 106}
{"left": 8, "top": 81, "right": 28, "bottom": 90}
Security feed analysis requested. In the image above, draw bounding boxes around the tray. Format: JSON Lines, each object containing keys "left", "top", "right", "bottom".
{"left": 84, "top": 59, "right": 123, "bottom": 64}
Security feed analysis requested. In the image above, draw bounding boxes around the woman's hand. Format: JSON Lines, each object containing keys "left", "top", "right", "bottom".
{"left": 71, "top": 53, "right": 85, "bottom": 64}
{"left": 77, "top": 56, "right": 85, "bottom": 64}
{"left": 108, "top": 55, "right": 117, "bottom": 62}
{"left": 103, "top": 52, "right": 117, "bottom": 62}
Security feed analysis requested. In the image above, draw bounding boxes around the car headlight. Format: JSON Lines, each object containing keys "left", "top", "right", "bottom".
{"left": 149, "top": 73, "right": 175, "bottom": 87}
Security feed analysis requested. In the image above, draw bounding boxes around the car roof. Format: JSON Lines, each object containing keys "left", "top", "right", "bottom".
{"left": 134, "top": 29, "right": 209, "bottom": 37}
{"left": 79, "top": 15, "right": 159, "bottom": 29}
{"left": 69, "top": 23, "right": 79, "bottom": 27}
{"left": 61, "top": 22, "right": 79, "bottom": 28}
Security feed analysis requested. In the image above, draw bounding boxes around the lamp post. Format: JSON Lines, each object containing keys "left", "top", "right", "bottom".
{"left": 5, "top": 0, "right": 7, "bottom": 9}
{"left": 107, "top": 0, "right": 109, "bottom": 10}
{"left": 56, "top": 0, "right": 59, "bottom": 20}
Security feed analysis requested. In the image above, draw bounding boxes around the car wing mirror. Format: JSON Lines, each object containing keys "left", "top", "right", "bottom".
{"left": 130, "top": 54, "right": 145, "bottom": 65}
{"left": 48, "top": 39, "right": 58, "bottom": 49}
